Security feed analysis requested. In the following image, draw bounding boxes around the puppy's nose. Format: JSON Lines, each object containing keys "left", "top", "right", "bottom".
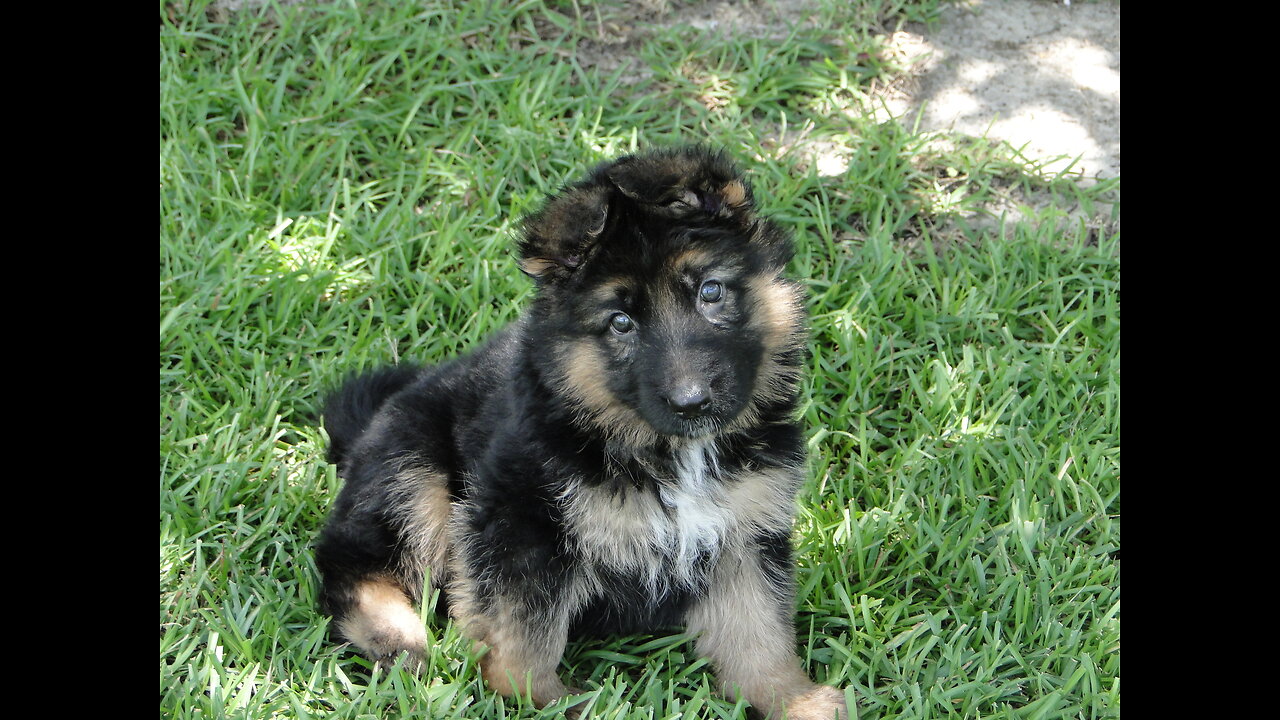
{"left": 666, "top": 383, "right": 711, "bottom": 419}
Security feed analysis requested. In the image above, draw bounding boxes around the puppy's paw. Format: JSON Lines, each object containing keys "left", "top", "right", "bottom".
{"left": 519, "top": 184, "right": 610, "bottom": 279}
{"left": 355, "top": 625, "right": 428, "bottom": 674}
{"left": 554, "top": 687, "right": 593, "bottom": 719}
{"left": 371, "top": 645, "right": 427, "bottom": 675}
{"left": 781, "top": 685, "right": 849, "bottom": 720}
{"left": 335, "top": 579, "right": 430, "bottom": 675}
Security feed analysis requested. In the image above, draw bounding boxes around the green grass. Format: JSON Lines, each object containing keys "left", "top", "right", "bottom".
{"left": 160, "top": 1, "right": 1119, "bottom": 718}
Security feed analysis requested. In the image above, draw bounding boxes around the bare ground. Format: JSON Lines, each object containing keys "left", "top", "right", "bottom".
{"left": 887, "top": 0, "right": 1119, "bottom": 181}
{"left": 542, "top": 0, "right": 1121, "bottom": 235}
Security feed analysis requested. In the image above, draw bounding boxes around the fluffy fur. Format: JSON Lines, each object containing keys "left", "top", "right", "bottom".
{"left": 315, "top": 147, "right": 848, "bottom": 719}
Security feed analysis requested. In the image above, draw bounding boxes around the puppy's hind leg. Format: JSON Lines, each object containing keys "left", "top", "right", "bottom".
{"left": 317, "top": 457, "right": 454, "bottom": 670}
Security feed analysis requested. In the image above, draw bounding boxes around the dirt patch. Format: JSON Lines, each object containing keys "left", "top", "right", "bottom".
{"left": 885, "top": 0, "right": 1119, "bottom": 181}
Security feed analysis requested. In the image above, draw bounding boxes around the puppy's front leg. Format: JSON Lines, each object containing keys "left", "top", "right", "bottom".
{"left": 467, "top": 596, "right": 574, "bottom": 707}
{"left": 687, "top": 539, "right": 848, "bottom": 720}
{"left": 450, "top": 503, "right": 580, "bottom": 708}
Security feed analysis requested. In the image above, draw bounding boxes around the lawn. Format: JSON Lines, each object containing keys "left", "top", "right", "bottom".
{"left": 159, "top": 1, "right": 1119, "bottom": 718}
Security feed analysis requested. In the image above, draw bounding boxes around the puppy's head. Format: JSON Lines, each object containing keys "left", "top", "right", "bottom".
{"left": 518, "top": 148, "right": 805, "bottom": 444}
{"left": 518, "top": 147, "right": 763, "bottom": 282}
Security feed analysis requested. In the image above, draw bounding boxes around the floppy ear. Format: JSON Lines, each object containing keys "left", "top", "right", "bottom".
{"left": 606, "top": 148, "right": 755, "bottom": 219}
{"left": 517, "top": 185, "right": 610, "bottom": 280}
{"left": 606, "top": 155, "right": 679, "bottom": 204}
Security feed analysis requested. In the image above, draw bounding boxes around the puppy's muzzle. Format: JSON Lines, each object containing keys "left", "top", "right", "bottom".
{"left": 665, "top": 382, "right": 712, "bottom": 419}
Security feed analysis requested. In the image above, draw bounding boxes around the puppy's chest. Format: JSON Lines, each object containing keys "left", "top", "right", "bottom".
{"left": 562, "top": 443, "right": 764, "bottom": 587}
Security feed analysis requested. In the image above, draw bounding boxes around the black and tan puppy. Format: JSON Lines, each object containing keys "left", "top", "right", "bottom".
{"left": 316, "top": 147, "right": 848, "bottom": 719}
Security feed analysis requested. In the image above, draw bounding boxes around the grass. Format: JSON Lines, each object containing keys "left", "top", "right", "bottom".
{"left": 159, "top": 1, "right": 1119, "bottom": 718}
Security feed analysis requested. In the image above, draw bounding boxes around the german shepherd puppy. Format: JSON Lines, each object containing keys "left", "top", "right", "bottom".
{"left": 316, "top": 147, "right": 848, "bottom": 719}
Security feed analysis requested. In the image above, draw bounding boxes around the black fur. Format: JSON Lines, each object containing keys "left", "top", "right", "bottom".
{"left": 314, "top": 147, "right": 848, "bottom": 719}
{"left": 322, "top": 365, "right": 420, "bottom": 465}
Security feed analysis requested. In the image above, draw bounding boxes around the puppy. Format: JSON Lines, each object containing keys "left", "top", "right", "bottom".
{"left": 316, "top": 147, "right": 848, "bottom": 719}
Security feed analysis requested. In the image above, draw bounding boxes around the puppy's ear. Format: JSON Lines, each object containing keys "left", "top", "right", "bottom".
{"left": 606, "top": 148, "right": 754, "bottom": 220}
{"left": 518, "top": 185, "right": 610, "bottom": 280}
{"left": 606, "top": 155, "right": 673, "bottom": 204}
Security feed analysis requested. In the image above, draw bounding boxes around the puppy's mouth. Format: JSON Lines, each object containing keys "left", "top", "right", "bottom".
{"left": 644, "top": 408, "right": 727, "bottom": 439}
{"left": 670, "top": 417, "right": 719, "bottom": 439}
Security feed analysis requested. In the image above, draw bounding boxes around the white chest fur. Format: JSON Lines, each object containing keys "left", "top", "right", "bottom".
{"left": 655, "top": 440, "right": 732, "bottom": 574}
{"left": 561, "top": 440, "right": 736, "bottom": 595}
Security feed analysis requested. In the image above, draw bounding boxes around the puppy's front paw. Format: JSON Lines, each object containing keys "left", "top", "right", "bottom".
{"left": 555, "top": 687, "right": 594, "bottom": 719}
{"left": 782, "top": 685, "right": 848, "bottom": 720}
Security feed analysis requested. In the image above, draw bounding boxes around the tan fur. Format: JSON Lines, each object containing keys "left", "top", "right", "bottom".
{"left": 468, "top": 598, "right": 575, "bottom": 706}
{"left": 336, "top": 577, "right": 428, "bottom": 666}
{"left": 687, "top": 548, "right": 846, "bottom": 719}
{"left": 442, "top": 496, "right": 485, "bottom": 628}
{"left": 518, "top": 256, "right": 562, "bottom": 277}
{"left": 445, "top": 520, "right": 589, "bottom": 708}
{"left": 698, "top": 273, "right": 806, "bottom": 439}
{"left": 560, "top": 479, "right": 674, "bottom": 590}
{"left": 665, "top": 247, "right": 719, "bottom": 274}
{"left": 560, "top": 340, "right": 624, "bottom": 415}
{"left": 387, "top": 463, "right": 453, "bottom": 599}
{"left": 560, "top": 462, "right": 800, "bottom": 596}
{"left": 555, "top": 339, "right": 659, "bottom": 447}
{"left": 721, "top": 180, "right": 748, "bottom": 209}
{"left": 751, "top": 276, "right": 807, "bottom": 387}
{"left": 749, "top": 274, "right": 807, "bottom": 355}
{"left": 726, "top": 466, "right": 804, "bottom": 535}
{"left": 786, "top": 685, "right": 851, "bottom": 720}
{"left": 587, "top": 277, "right": 633, "bottom": 306}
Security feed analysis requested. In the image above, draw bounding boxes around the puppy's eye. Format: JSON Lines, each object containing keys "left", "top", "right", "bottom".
{"left": 609, "top": 312, "right": 635, "bottom": 334}
{"left": 699, "top": 280, "right": 724, "bottom": 304}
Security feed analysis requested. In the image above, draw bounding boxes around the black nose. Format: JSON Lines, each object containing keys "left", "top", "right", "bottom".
{"left": 666, "top": 384, "right": 711, "bottom": 419}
